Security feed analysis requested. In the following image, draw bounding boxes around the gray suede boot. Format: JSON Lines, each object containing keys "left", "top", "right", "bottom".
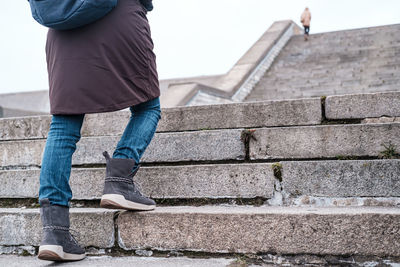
{"left": 100, "top": 151, "right": 156, "bottom": 210}
{"left": 38, "top": 199, "right": 85, "bottom": 261}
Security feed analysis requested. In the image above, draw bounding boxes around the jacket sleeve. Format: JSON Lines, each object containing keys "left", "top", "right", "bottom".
{"left": 140, "top": 0, "right": 153, "bottom": 11}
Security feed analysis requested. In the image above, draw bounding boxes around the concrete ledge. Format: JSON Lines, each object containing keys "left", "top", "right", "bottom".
{"left": 0, "top": 163, "right": 275, "bottom": 199}
{"left": 0, "top": 255, "right": 236, "bottom": 267}
{"left": 0, "top": 98, "right": 321, "bottom": 141}
{"left": 249, "top": 123, "right": 400, "bottom": 159}
{"left": 213, "top": 21, "right": 297, "bottom": 94}
{"left": 325, "top": 91, "right": 400, "bottom": 119}
{"left": 282, "top": 160, "right": 400, "bottom": 197}
{"left": 0, "top": 208, "right": 115, "bottom": 248}
{"left": 0, "top": 129, "right": 245, "bottom": 167}
{"left": 0, "top": 106, "right": 47, "bottom": 119}
{"left": 363, "top": 117, "right": 400, "bottom": 124}
{"left": 117, "top": 205, "right": 400, "bottom": 256}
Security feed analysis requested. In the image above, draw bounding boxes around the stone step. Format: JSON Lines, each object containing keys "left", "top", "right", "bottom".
{"left": 2, "top": 206, "right": 399, "bottom": 257}
{"left": 326, "top": 91, "right": 400, "bottom": 119}
{"left": 281, "top": 159, "right": 400, "bottom": 198}
{"left": 0, "top": 163, "right": 275, "bottom": 200}
{"left": 246, "top": 23, "right": 400, "bottom": 102}
{"left": 0, "top": 208, "right": 115, "bottom": 248}
{"left": 0, "top": 255, "right": 238, "bottom": 267}
{"left": 2, "top": 122, "right": 399, "bottom": 167}
{"left": 249, "top": 123, "right": 400, "bottom": 159}
{"left": 248, "top": 89, "right": 399, "bottom": 103}
{"left": 0, "top": 129, "right": 245, "bottom": 167}
{"left": 1, "top": 160, "right": 398, "bottom": 203}
{"left": 116, "top": 206, "right": 400, "bottom": 256}
{"left": 2, "top": 251, "right": 400, "bottom": 267}
{"left": 0, "top": 98, "right": 321, "bottom": 141}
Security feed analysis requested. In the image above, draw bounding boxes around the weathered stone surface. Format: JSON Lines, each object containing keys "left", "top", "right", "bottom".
{"left": 0, "top": 163, "right": 274, "bottom": 199}
{"left": 326, "top": 91, "right": 400, "bottom": 119}
{"left": 286, "top": 196, "right": 400, "bottom": 207}
{"left": 117, "top": 206, "right": 400, "bottom": 256}
{"left": 246, "top": 24, "right": 400, "bottom": 102}
{"left": 0, "top": 98, "right": 321, "bottom": 141}
{"left": 0, "top": 255, "right": 236, "bottom": 267}
{"left": 281, "top": 160, "right": 400, "bottom": 197}
{"left": 0, "top": 169, "right": 40, "bottom": 198}
{"left": 249, "top": 123, "right": 400, "bottom": 159}
{"left": 363, "top": 116, "right": 400, "bottom": 124}
{"left": 136, "top": 164, "right": 274, "bottom": 199}
{"left": 0, "top": 139, "right": 45, "bottom": 167}
{"left": 0, "top": 115, "right": 50, "bottom": 141}
{"left": 0, "top": 208, "right": 115, "bottom": 248}
{"left": 160, "top": 98, "right": 321, "bottom": 131}
{"left": 0, "top": 129, "right": 245, "bottom": 167}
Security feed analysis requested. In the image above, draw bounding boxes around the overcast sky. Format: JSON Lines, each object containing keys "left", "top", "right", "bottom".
{"left": 0, "top": 0, "right": 399, "bottom": 94}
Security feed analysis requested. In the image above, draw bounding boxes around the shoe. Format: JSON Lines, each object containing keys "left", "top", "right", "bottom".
{"left": 100, "top": 151, "right": 156, "bottom": 211}
{"left": 38, "top": 199, "right": 85, "bottom": 261}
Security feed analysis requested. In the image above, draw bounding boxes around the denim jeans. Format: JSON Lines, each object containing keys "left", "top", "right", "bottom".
{"left": 39, "top": 97, "right": 161, "bottom": 206}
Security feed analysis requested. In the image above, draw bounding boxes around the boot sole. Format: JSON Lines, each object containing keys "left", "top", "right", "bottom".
{"left": 38, "top": 245, "right": 85, "bottom": 261}
{"left": 100, "top": 194, "right": 155, "bottom": 211}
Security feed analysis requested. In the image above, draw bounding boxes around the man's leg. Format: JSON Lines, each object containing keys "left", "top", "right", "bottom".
{"left": 113, "top": 97, "right": 161, "bottom": 162}
{"left": 38, "top": 114, "right": 86, "bottom": 261}
{"left": 304, "top": 26, "right": 310, "bottom": 41}
{"left": 101, "top": 97, "right": 161, "bottom": 210}
{"left": 39, "top": 114, "right": 84, "bottom": 206}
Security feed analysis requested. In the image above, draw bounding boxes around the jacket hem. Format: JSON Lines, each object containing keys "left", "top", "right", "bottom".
{"left": 50, "top": 93, "right": 160, "bottom": 115}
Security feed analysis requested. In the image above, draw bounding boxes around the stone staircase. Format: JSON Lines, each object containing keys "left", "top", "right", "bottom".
{"left": 0, "top": 91, "right": 400, "bottom": 266}
{"left": 246, "top": 24, "right": 400, "bottom": 102}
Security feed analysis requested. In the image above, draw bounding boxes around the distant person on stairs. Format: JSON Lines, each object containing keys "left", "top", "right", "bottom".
{"left": 301, "top": 7, "right": 311, "bottom": 41}
{"left": 36, "top": 0, "right": 160, "bottom": 262}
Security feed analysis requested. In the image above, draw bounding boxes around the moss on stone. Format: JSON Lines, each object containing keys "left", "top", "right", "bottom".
{"left": 271, "top": 163, "right": 282, "bottom": 182}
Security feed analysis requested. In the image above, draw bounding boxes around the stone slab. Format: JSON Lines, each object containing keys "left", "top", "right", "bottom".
{"left": 363, "top": 117, "right": 400, "bottom": 124}
{"left": 0, "top": 129, "right": 245, "bottom": 167}
{"left": 0, "top": 208, "right": 115, "bottom": 248}
{"left": 0, "top": 106, "right": 46, "bottom": 119}
{"left": 0, "top": 163, "right": 275, "bottom": 199}
{"left": 0, "top": 98, "right": 321, "bottom": 141}
{"left": 162, "top": 98, "right": 321, "bottom": 132}
{"left": 326, "top": 91, "right": 400, "bottom": 119}
{"left": 249, "top": 123, "right": 400, "bottom": 159}
{"left": 0, "top": 115, "right": 51, "bottom": 141}
{"left": 281, "top": 160, "right": 400, "bottom": 197}
{"left": 0, "top": 255, "right": 236, "bottom": 267}
{"left": 117, "top": 205, "right": 400, "bottom": 256}
{"left": 286, "top": 196, "right": 400, "bottom": 207}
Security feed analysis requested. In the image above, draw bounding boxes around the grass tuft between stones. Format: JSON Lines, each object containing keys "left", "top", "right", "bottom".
{"left": 379, "top": 142, "right": 400, "bottom": 159}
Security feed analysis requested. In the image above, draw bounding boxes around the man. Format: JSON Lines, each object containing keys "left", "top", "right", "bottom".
{"left": 36, "top": 0, "right": 160, "bottom": 262}
{"left": 301, "top": 7, "right": 311, "bottom": 41}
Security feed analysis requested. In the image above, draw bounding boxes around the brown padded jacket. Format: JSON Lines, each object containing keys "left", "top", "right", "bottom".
{"left": 301, "top": 9, "right": 311, "bottom": 27}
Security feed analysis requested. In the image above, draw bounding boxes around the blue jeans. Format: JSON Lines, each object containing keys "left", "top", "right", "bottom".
{"left": 39, "top": 97, "right": 161, "bottom": 206}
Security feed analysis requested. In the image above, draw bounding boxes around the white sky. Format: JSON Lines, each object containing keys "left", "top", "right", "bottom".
{"left": 0, "top": 0, "right": 399, "bottom": 94}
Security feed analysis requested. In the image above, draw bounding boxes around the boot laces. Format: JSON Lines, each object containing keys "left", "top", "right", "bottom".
{"left": 43, "top": 225, "right": 81, "bottom": 245}
{"left": 130, "top": 165, "right": 148, "bottom": 197}
{"left": 69, "top": 228, "right": 81, "bottom": 245}
{"left": 133, "top": 181, "right": 145, "bottom": 196}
